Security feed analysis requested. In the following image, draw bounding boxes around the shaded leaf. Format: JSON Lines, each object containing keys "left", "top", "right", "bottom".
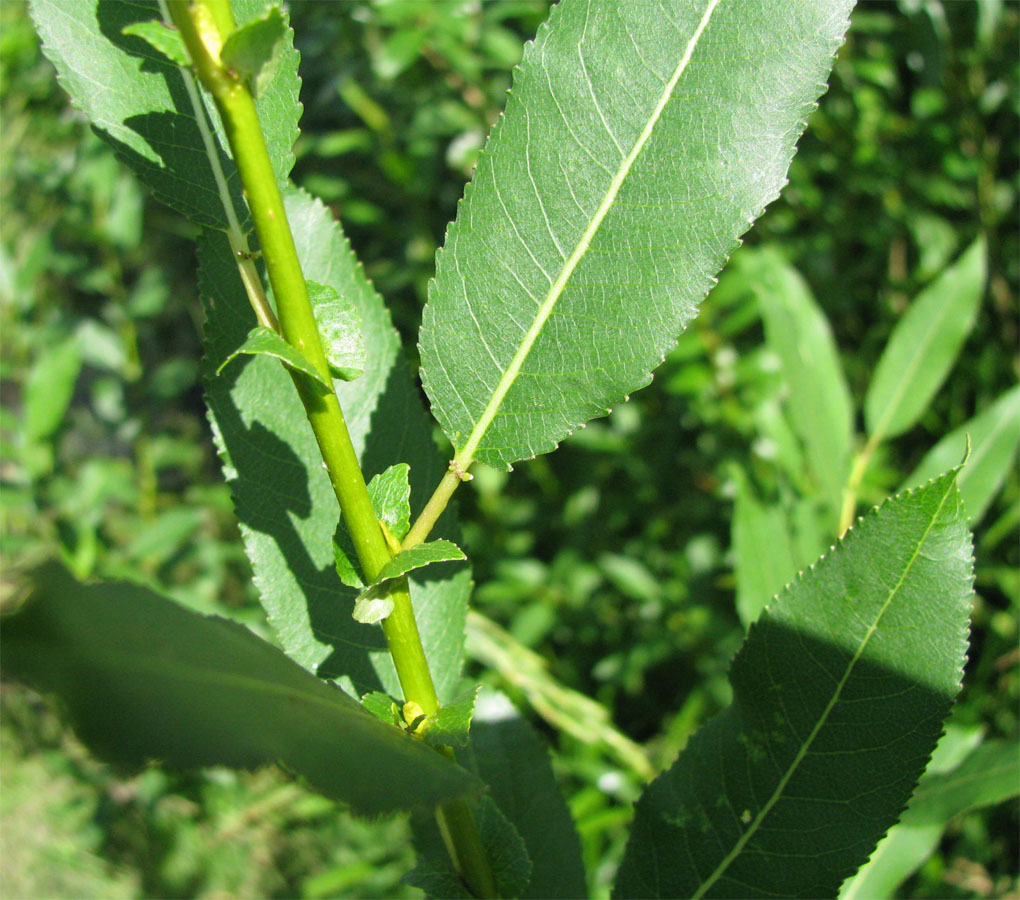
{"left": 424, "top": 686, "right": 479, "bottom": 749}
{"left": 865, "top": 237, "right": 986, "bottom": 442}
{"left": 217, "top": 325, "right": 330, "bottom": 387}
{"left": 201, "top": 188, "right": 469, "bottom": 701}
{"left": 420, "top": 0, "right": 854, "bottom": 470}
{"left": 308, "top": 280, "right": 365, "bottom": 382}
{"left": 31, "top": 0, "right": 299, "bottom": 229}
{"left": 1, "top": 565, "right": 480, "bottom": 816}
{"left": 615, "top": 471, "right": 973, "bottom": 899}
{"left": 902, "top": 384, "right": 1020, "bottom": 523}
{"left": 24, "top": 334, "right": 81, "bottom": 442}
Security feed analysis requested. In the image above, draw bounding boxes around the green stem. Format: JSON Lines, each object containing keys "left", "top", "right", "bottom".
{"left": 169, "top": 4, "right": 493, "bottom": 895}
{"left": 838, "top": 437, "right": 878, "bottom": 536}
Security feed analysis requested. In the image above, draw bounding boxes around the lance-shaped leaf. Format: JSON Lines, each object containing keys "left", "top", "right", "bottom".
{"left": 420, "top": 0, "right": 854, "bottom": 470}
{"left": 865, "top": 237, "right": 986, "bottom": 443}
{"left": 201, "top": 189, "right": 471, "bottom": 701}
{"left": 1, "top": 565, "right": 480, "bottom": 816}
{"left": 747, "top": 248, "right": 853, "bottom": 517}
{"left": 902, "top": 384, "right": 1020, "bottom": 524}
{"left": 31, "top": 0, "right": 300, "bottom": 229}
{"left": 614, "top": 470, "right": 973, "bottom": 899}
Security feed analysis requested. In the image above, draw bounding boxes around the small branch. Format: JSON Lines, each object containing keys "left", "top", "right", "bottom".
{"left": 403, "top": 464, "right": 469, "bottom": 550}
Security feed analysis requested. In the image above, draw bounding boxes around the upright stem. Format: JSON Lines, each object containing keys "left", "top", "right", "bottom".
{"left": 168, "top": 4, "right": 493, "bottom": 895}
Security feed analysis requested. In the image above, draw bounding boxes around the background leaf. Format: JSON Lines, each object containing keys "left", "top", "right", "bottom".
{"left": 840, "top": 735, "right": 1019, "bottom": 900}
{"left": 902, "top": 384, "right": 1020, "bottom": 524}
{"left": 746, "top": 248, "right": 853, "bottom": 517}
{"left": 865, "top": 237, "right": 987, "bottom": 442}
{"left": 420, "top": 0, "right": 854, "bottom": 470}
{"left": 201, "top": 188, "right": 471, "bottom": 701}
{"left": 1, "top": 565, "right": 480, "bottom": 816}
{"left": 614, "top": 471, "right": 973, "bottom": 899}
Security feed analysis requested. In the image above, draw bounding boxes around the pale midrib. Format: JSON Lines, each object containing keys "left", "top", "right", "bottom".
{"left": 691, "top": 484, "right": 956, "bottom": 899}
{"left": 455, "top": 0, "right": 722, "bottom": 465}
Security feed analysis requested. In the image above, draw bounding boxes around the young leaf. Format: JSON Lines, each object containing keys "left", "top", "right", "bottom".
{"left": 420, "top": 0, "right": 854, "bottom": 470}
{"left": 1, "top": 565, "right": 480, "bottom": 816}
{"left": 902, "top": 384, "right": 1020, "bottom": 524}
{"left": 31, "top": 0, "right": 300, "bottom": 229}
{"left": 217, "top": 325, "right": 331, "bottom": 388}
{"left": 614, "top": 470, "right": 973, "bottom": 899}
{"left": 746, "top": 248, "right": 853, "bottom": 516}
{"left": 121, "top": 20, "right": 190, "bottom": 67}
{"left": 374, "top": 540, "right": 467, "bottom": 584}
{"left": 201, "top": 188, "right": 470, "bottom": 701}
{"left": 423, "top": 686, "right": 479, "bottom": 749}
{"left": 840, "top": 737, "right": 1019, "bottom": 900}
{"left": 307, "top": 281, "right": 365, "bottom": 382}
{"left": 865, "top": 237, "right": 987, "bottom": 442}
{"left": 219, "top": 4, "right": 286, "bottom": 98}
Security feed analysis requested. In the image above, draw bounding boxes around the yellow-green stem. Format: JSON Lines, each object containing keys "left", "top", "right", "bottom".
{"left": 168, "top": 4, "right": 494, "bottom": 895}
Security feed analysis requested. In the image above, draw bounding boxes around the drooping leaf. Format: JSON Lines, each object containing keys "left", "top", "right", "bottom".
{"left": 865, "top": 237, "right": 987, "bottom": 442}
{"left": 374, "top": 540, "right": 467, "bottom": 585}
{"left": 219, "top": 4, "right": 286, "bottom": 98}
{"left": 351, "top": 589, "right": 396, "bottom": 626}
{"left": 201, "top": 188, "right": 470, "bottom": 701}
{"left": 902, "top": 384, "right": 1020, "bottom": 523}
{"left": 746, "top": 248, "right": 853, "bottom": 516}
{"left": 840, "top": 736, "right": 1020, "bottom": 900}
{"left": 121, "top": 19, "right": 190, "bottom": 67}
{"left": 419, "top": 0, "right": 854, "bottom": 470}
{"left": 217, "top": 325, "right": 330, "bottom": 387}
{"left": 1, "top": 565, "right": 480, "bottom": 816}
{"left": 307, "top": 281, "right": 365, "bottom": 382}
{"left": 614, "top": 471, "right": 973, "bottom": 899}
{"left": 31, "top": 0, "right": 300, "bottom": 229}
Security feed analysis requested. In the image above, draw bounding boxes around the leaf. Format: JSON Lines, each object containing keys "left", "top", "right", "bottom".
{"left": 902, "top": 385, "right": 1020, "bottom": 524}
{"left": 308, "top": 281, "right": 365, "bottom": 382}
{"left": 408, "top": 796, "right": 532, "bottom": 900}
{"left": 217, "top": 325, "right": 330, "bottom": 387}
{"left": 419, "top": 0, "right": 854, "bottom": 470}
{"left": 746, "top": 248, "right": 853, "bottom": 516}
{"left": 375, "top": 540, "right": 467, "bottom": 584}
{"left": 1, "top": 565, "right": 480, "bottom": 816}
{"left": 361, "top": 691, "right": 401, "bottom": 726}
{"left": 409, "top": 691, "right": 586, "bottom": 899}
{"left": 865, "top": 237, "right": 987, "bottom": 442}
{"left": 24, "top": 333, "right": 81, "bottom": 442}
{"left": 840, "top": 737, "right": 1020, "bottom": 900}
{"left": 201, "top": 187, "right": 470, "bottom": 702}
{"left": 220, "top": 4, "right": 286, "bottom": 98}
{"left": 424, "top": 686, "right": 479, "bottom": 749}
{"left": 31, "top": 0, "right": 300, "bottom": 229}
{"left": 351, "top": 590, "right": 395, "bottom": 626}
{"left": 732, "top": 469, "right": 798, "bottom": 628}
{"left": 614, "top": 471, "right": 973, "bottom": 899}
{"left": 121, "top": 20, "right": 190, "bottom": 67}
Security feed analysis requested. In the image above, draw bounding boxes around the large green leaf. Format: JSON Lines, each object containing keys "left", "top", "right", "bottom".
{"left": 1, "top": 565, "right": 480, "bottom": 816}
{"left": 747, "top": 248, "right": 853, "bottom": 516}
{"left": 420, "top": 0, "right": 854, "bottom": 470}
{"left": 201, "top": 188, "right": 470, "bottom": 701}
{"left": 30, "top": 0, "right": 299, "bottom": 229}
{"left": 865, "top": 237, "right": 986, "bottom": 442}
{"left": 902, "top": 384, "right": 1020, "bottom": 524}
{"left": 840, "top": 736, "right": 1019, "bottom": 900}
{"left": 614, "top": 471, "right": 973, "bottom": 899}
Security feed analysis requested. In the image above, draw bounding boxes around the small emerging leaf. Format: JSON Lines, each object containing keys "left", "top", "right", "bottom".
{"left": 218, "top": 325, "right": 330, "bottom": 388}
{"left": 361, "top": 691, "right": 400, "bottom": 726}
{"left": 423, "top": 686, "right": 479, "bottom": 748}
{"left": 351, "top": 587, "right": 395, "bottom": 625}
{"left": 374, "top": 540, "right": 466, "bottom": 584}
{"left": 220, "top": 5, "right": 286, "bottom": 98}
{"left": 308, "top": 280, "right": 365, "bottom": 382}
{"left": 122, "top": 20, "right": 190, "bottom": 67}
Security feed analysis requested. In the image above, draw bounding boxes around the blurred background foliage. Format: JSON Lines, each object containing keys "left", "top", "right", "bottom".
{"left": 1, "top": 0, "right": 1017, "bottom": 898}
